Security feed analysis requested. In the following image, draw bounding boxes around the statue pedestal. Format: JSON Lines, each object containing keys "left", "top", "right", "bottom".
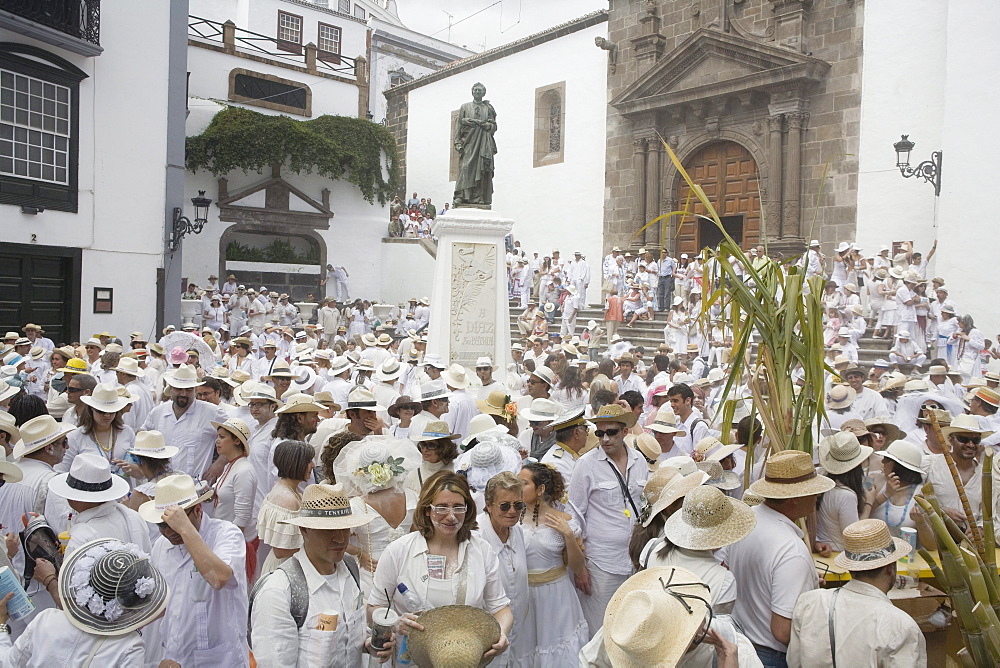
{"left": 426, "top": 208, "right": 514, "bottom": 370}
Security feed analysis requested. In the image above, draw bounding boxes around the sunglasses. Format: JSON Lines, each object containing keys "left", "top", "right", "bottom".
{"left": 595, "top": 428, "right": 622, "bottom": 438}
{"left": 66, "top": 387, "right": 85, "bottom": 393}
{"left": 496, "top": 501, "right": 526, "bottom": 513}
{"left": 955, "top": 434, "right": 981, "bottom": 445}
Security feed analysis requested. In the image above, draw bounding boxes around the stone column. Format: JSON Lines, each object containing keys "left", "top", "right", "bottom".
{"left": 766, "top": 114, "right": 785, "bottom": 238}
{"left": 427, "top": 208, "right": 514, "bottom": 370}
{"left": 644, "top": 138, "right": 661, "bottom": 247}
{"left": 782, "top": 111, "right": 808, "bottom": 241}
{"left": 632, "top": 137, "right": 648, "bottom": 246}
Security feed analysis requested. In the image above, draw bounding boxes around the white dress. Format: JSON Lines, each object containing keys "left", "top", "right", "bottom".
{"left": 517, "top": 517, "right": 589, "bottom": 667}
{"left": 258, "top": 483, "right": 303, "bottom": 574}
{"left": 351, "top": 490, "right": 417, "bottom": 597}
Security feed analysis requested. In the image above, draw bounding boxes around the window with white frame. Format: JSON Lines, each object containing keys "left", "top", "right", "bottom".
{"left": 338, "top": 0, "right": 350, "bottom": 13}
{"left": 353, "top": 5, "right": 366, "bottom": 20}
{"left": 318, "top": 23, "right": 341, "bottom": 60}
{"left": 278, "top": 12, "right": 303, "bottom": 52}
{"left": 0, "top": 70, "right": 70, "bottom": 185}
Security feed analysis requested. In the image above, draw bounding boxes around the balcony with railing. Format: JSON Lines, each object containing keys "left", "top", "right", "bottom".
{"left": 0, "top": 0, "right": 102, "bottom": 56}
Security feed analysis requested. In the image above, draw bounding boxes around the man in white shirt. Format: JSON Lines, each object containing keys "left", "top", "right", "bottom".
{"left": 248, "top": 289, "right": 270, "bottom": 334}
{"left": 321, "top": 356, "right": 354, "bottom": 408}
{"left": 923, "top": 415, "right": 988, "bottom": 527}
{"left": 409, "top": 380, "right": 450, "bottom": 440}
{"left": 253, "top": 339, "right": 281, "bottom": 379}
{"left": 475, "top": 357, "right": 507, "bottom": 401}
{"left": 614, "top": 353, "right": 647, "bottom": 396}
{"left": 724, "top": 451, "right": 834, "bottom": 667}
{"left": 442, "top": 364, "right": 476, "bottom": 441}
{"left": 889, "top": 330, "right": 926, "bottom": 367}
{"left": 646, "top": 406, "right": 688, "bottom": 462}
{"left": 802, "top": 240, "right": 824, "bottom": 278}
{"left": 111, "top": 358, "right": 153, "bottom": 431}
{"left": 228, "top": 285, "right": 250, "bottom": 335}
{"left": 561, "top": 284, "right": 582, "bottom": 337}
{"left": 841, "top": 366, "right": 886, "bottom": 419}
{"left": 567, "top": 251, "right": 591, "bottom": 302}
{"left": 251, "top": 483, "right": 390, "bottom": 665}
{"left": 140, "top": 474, "right": 248, "bottom": 666}
{"left": 667, "top": 383, "right": 710, "bottom": 455}
{"left": 788, "top": 519, "right": 926, "bottom": 667}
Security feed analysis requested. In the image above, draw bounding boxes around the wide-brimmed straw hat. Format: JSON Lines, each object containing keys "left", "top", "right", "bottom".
{"left": 211, "top": 418, "right": 251, "bottom": 449}
{"left": 589, "top": 404, "right": 638, "bottom": 428}
{"left": 648, "top": 406, "right": 686, "bottom": 435}
{"left": 81, "top": 383, "right": 134, "bottom": 414}
{"left": 818, "top": 431, "right": 873, "bottom": 475}
{"left": 110, "top": 357, "right": 144, "bottom": 378}
{"left": 138, "top": 474, "right": 214, "bottom": 523}
{"left": 474, "top": 356, "right": 498, "bottom": 371}
{"left": 663, "top": 486, "right": 756, "bottom": 550}
{"left": 375, "top": 358, "right": 404, "bottom": 382}
{"left": 163, "top": 364, "right": 204, "bottom": 389}
{"left": 387, "top": 395, "right": 421, "bottom": 419}
{"left": 280, "top": 483, "right": 375, "bottom": 530}
{"left": 13, "top": 414, "right": 75, "bottom": 459}
{"left": 641, "top": 467, "right": 707, "bottom": 527}
{"left": 863, "top": 416, "right": 903, "bottom": 443}
{"left": 604, "top": 567, "right": 711, "bottom": 668}
{"left": 701, "top": 460, "right": 741, "bottom": 491}
{"left": 346, "top": 388, "right": 385, "bottom": 412}
{"left": 128, "top": 430, "right": 179, "bottom": 460}
{"left": 875, "top": 439, "right": 924, "bottom": 475}
{"left": 412, "top": 420, "right": 461, "bottom": 443}
{"left": 522, "top": 398, "right": 560, "bottom": 423}
{"left": 530, "top": 366, "right": 556, "bottom": 387}
{"left": 748, "top": 450, "right": 834, "bottom": 499}
{"left": 48, "top": 453, "right": 130, "bottom": 503}
{"left": 0, "top": 411, "right": 20, "bottom": 445}
{"left": 694, "top": 436, "right": 739, "bottom": 462}
{"left": 0, "top": 449, "right": 22, "bottom": 483}
{"left": 60, "top": 538, "right": 169, "bottom": 636}
{"left": 632, "top": 433, "right": 661, "bottom": 469}
{"left": 942, "top": 413, "right": 994, "bottom": 439}
{"left": 263, "top": 361, "right": 296, "bottom": 380}
{"left": 418, "top": 380, "right": 450, "bottom": 402}
{"left": 0, "top": 379, "right": 17, "bottom": 403}
{"left": 462, "top": 413, "right": 508, "bottom": 446}
{"left": 833, "top": 518, "right": 912, "bottom": 571}
{"left": 406, "top": 605, "right": 501, "bottom": 668}
{"left": 441, "top": 364, "right": 469, "bottom": 389}
{"left": 475, "top": 390, "right": 514, "bottom": 417}
{"left": 826, "top": 384, "right": 856, "bottom": 410}
{"left": 276, "top": 393, "right": 325, "bottom": 414}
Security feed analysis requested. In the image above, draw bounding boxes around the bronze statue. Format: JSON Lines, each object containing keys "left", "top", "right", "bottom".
{"left": 453, "top": 82, "right": 497, "bottom": 208}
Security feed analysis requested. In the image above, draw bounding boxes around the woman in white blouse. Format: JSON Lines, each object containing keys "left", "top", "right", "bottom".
{"left": 212, "top": 417, "right": 258, "bottom": 580}
{"left": 369, "top": 471, "right": 513, "bottom": 663}
{"left": 57, "top": 383, "right": 135, "bottom": 480}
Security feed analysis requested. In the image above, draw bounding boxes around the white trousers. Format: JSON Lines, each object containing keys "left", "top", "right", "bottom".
{"left": 577, "top": 561, "right": 631, "bottom": 638}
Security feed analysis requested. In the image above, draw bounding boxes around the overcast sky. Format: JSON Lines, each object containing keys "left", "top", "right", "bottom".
{"left": 397, "top": 0, "right": 606, "bottom": 52}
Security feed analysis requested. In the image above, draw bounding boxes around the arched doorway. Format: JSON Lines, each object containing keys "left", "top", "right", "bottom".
{"left": 675, "top": 142, "right": 760, "bottom": 255}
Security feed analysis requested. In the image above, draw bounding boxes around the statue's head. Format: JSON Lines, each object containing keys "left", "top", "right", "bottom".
{"left": 472, "top": 82, "right": 486, "bottom": 97}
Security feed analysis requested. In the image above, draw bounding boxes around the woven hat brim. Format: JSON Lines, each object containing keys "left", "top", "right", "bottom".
{"left": 747, "top": 472, "right": 835, "bottom": 499}
{"left": 163, "top": 376, "right": 204, "bottom": 389}
{"left": 833, "top": 536, "right": 911, "bottom": 571}
{"left": 412, "top": 432, "right": 461, "bottom": 442}
{"left": 589, "top": 412, "right": 639, "bottom": 428}
{"left": 138, "top": 489, "right": 214, "bottom": 523}
{"left": 521, "top": 409, "right": 560, "bottom": 422}
{"left": 12, "top": 422, "right": 76, "bottom": 459}
{"left": 820, "top": 444, "right": 874, "bottom": 475}
{"left": 662, "top": 497, "right": 757, "bottom": 550}
{"left": 406, "top": 605, "right": 500, "bottom": 667}
{"left": 707, "top": 443, "right": 741, "bottom": 461}
{"left": 648, "top": 423, "right": 686, "bottom": 435}
{"left": 376, "top": 369, "right": 404, "bottom": 381}
{"left": 110, "top": 366, "right": 144, "bottom": 377}
{"left": 276, "top": 401, "right": 326, "bottom": 414}
{"left": 211, "top": 421, "right": 249, "bottom": 448}
{"left": 281, "top": 512, "right": 375, "bottom": 530}
{"left": 80, "top": 396, "right": 133, "bottom": 413}
{"left": 474, "top": 400, "right": 504, "bottom": 416}
{"left": 60, "top": 542, "right": 169, "bottom": 637}
{"left": 642, "top": 472, "right": 708, "bottom": 527}
{"left": 942, "top": 425, "right": 994, "bottom": 439}
{"left": 48, "top": 473, "right": 131, "bottom": 503}
{"left": 127, "top": 445, "right": 179, "bottom": 460}
{"left": 705, "top": 470, "right": 743, "bottom": 491}
{"left": 0, "top": 461, "right": 22, "bottom": 483}
{"left": 874, "top": 450, "right": 925, "bottom": 475}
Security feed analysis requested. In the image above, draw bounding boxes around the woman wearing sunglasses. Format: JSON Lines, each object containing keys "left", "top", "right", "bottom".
{"left": 370, "top": 471, "right": 513, "bottom": 663}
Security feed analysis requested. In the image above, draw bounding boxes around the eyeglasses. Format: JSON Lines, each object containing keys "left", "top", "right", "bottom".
{"left": 658, "top": 569, "right": 713, "bottom": 646}
{"left": 66, "top": 386, "right": 85, "bottom": 393}
{"left": 955, "top": 434, "right": 981, "bottom": 445}
{"left": 526, "top": 378, "right": 542, "bottom": 385}
{"left": 429, "top": 505, "right": 467, "bottom": 517}
{"left": 248, "top": 402, "right": 272, "bottom": 409}
{"left": 496, "top": 501, "right": 526, "bottom": 513}
{"left": 594, "top": 428, "right": 622, "bottom": 438}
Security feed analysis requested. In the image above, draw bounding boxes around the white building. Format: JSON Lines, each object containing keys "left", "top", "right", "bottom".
{"left": 385, "top": 11, "right": 610, "bottom": 306}
{"left": 0, "top": 1, "right": 181, "bottom": 343}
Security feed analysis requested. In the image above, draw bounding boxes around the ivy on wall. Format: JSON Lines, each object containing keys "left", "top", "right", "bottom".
{"left": 186, "top": 106, "right": 401, "bottom": 205}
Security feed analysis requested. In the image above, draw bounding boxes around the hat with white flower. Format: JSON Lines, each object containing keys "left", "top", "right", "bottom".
{"left": 60, "top": 537, "right": 169, "bottom": 636}
{"left": 332, "top": 435, "right": 421, "bottom": 496}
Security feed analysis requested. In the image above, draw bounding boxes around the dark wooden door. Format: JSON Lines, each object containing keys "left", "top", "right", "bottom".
{"left": 676, "top": 142, "right": 760, "bottom": 255}
{"left": 0, "top": 243, "right": 81, "bottom": 345}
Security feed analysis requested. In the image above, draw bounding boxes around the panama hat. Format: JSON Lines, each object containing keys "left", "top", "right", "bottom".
{"left": 346, "top": 388, "right": 386, "bottom": 412}
{"left": 648, "top": 406, "right": 686, "bottom": 435}
{"left": 244, "top": 382, "right": 282, "bottom": 406}
{"left": 27, "top": 346, "right": 45, "bottom": 361}
{"left": 826, "top": 384, "right": 856, "bottom": 410}
{"left": 83, "top": 337, "right": 105, "bottom": 350}
{"left": 329, "top": 356, "right": 354, "bottom": 376}
{"left": 406, "top": 605, "right": 501, "bottom": 668}
{"left": 604, "top": 567, "right": 710, "bottom": 667}
{"left": 0, "top": 448, "right": 21, "bottom": 483}
{"left": 312, "top": 391, "right": 342, "bottom": 412}
{"left": 280, "top": 483, "right": 375, "bottom": 530}
{"left": 361, "top": 333, "right": 378, "bottom": 347}
{"left": 589, "top": 404, "right": 638, "bottom": 428}
{"left": 462, "top": 414, "right": 508, "bottom": 446}
{"left": 422, "top": 354, "right": 447, "bottom": 371}
{"left": 412, "top": 420, "right": 461, "bottom": 443}
{"left": 13, "top": 414, "right": 75, "bottom": 459}
{"left": 263, "top": 361, "right": 296, "bottom": 380}
{"left": 632, "top": 433, "right": 661, "bottom": 469}
{"left": 521, "top": 398, "right": 561, "bottom": 423}
{"left": 163, "top": 364, "right": 204, "bottom": 389}
{"left": 863, "top": 417, "right": 903, "bottom": 443}
{"left": 375, "top": 358, "right": 404, "bottom": 382}
{"left": 60, "top": 537, "right": 169, "bottom": 636}
{"left": 663, "top": 486, "right": 756, "bottom": 550}
{"left": 941, "top": 413, "right": 994, "bottom": 439}
{"left": 211, "top": 418, "right": 251, "bottom": 449}
{"left": 529, "top": 366, "right": 555, "bottom": 387}
{"left": 441, "top": 363, "right": 470, "bottom": 389}
{"left": 0, "top": 411, "right": 19, "bottom": 445}
{"left": 138, "top": 474, "right": 214, "bottom": 523}
{"left": 748, "top": 450, "right": 834, "bottom": 499}
{"left": 973, "top": 387, "right": 1000, "bottom": 408}
{"left": 276, "top": 393, "right": 325, "bottom": 414}
{"left": 874, "top": 439, "right": 924, "bottom": 475}
{"left": 889, "top": 267, "right": 905, "bottom": 279}
{"left": 81, "top": 383, "right": 134, "bottom": 414}
{"left": 110, "top": 357, "right": 144, "bottom": 378}
{"left": 48, "top": 453, "right": 130, "bottom": 503}
{"left": 474, "top": 356, "right": 498, "bottom": 371}
{"left": 127, "top": 430, "right": 179, "bottom": 460}
{"left": 641, "top": 467, "right": 707, "bottom": 527}
{"left": 0, "top": 379, "right": 18, "bottom": 403}
{"left": 818, "top": 431, "right": 873, "bottom": 475}
{"left": 260, "top": 339, "right": 278, "bottom": 349}
{"left": 833, "top": 519, "right": 912, "bottom": 571}
{"left": 417, "top": 380, "right": 450, "bottom": 402}
{"left": 694, "top": 436, "right": 738, "bottom": 462}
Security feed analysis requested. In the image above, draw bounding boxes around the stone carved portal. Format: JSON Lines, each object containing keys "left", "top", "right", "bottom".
{"left": 675, "top": 141, "right": 760, "bottom": 254}
{"left": 449, "top": 242, "right": 496, "bottom": 367}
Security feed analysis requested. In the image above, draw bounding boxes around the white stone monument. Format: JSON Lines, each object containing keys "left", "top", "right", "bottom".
{"left": 425, "top": 208, "right": 513, "bottom": 370}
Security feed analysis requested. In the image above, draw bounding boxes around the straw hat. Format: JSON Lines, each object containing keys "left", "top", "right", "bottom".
{"left": 417, "top": 380, "right": 450, "bottom": 402}
{"left": 874, "top": 439, "right": 924, "bottom": 475}
{"left": 127, "top": 430, "right": 179, "bottom": 460}
{"left": 942, "top": 413, "right": 994, "bottom": 439}
{"left": 475, "top": 356, "right": 498, "bottom": 371}
{"left": 640, "top": 467, "right": 707, "bottom": 527}
{"left": 603, "top": 567, "right": 710, "bottom": 668}
{"left": 346, "top": 388, "right": 386, "bottom": 412}
{"left": 211, "top": 418, "right": 251, "bottom": 449}
{"left": 138, "top": 474, "right": 214, "bottom": 523}
{"left": 833, "top": 519, "right": 912, "bottom": 571}
{"left": 108, "top": 357, "right": 144, "bottom": 378}
{"left": 818, "top": 431, "right": 873, "bottom": 475}
{"left": 329, "top": 356, "right": 354, "bottom": 376}
{"left": 263, "top": 361, "right": 296, "bottom": 380}
{"left": 694, "top": 436, "right": 739, "bottom": 462}
{"left": 48, "top": 453, "right": 130, "bottom": 503}
{"left": 589, "top": 404, "right": 638, "bottom": 428}
{"left": 405, "top": 605, "right": 501, "bottom": 668}
{"left": 648, "top": 406, "right": 686, "bottom": 435}
{"left": 442, "top": 363, "right": 470, "bottom": 389}
{"left": 530, "top": 366, "right": 555, "bottom": 387}
{"left": 0, "top": 379, "right": 16, "bottom": 403}
{"left": 475, "top": 390, "right": 514, "bottom": 417}
{"left": 462, "top": 413, "right": 508, "bottom": 446}
{"left": 522, "top": 398, "right": 560, "bottom": 423}
{"left": 411, "top": 420, "right": 461, "bottom": 443}
{"left": 747, "top": 450, "right": 834, "bottom": 499}
{"left": 59, "top": 538, "right": 169, "bottom": 636}
{"left": 0, "top": 411, "right": 20, "bottom": 444}
{"left": 361, "top": 333, "right": 378, "bottom": 347}
{"left": 163, "top": 364, "right": 204, "bottom": 389}
{"left": 663, "top": 486, "right": 756, "bottom": 550}
{"left": 81, "top": 383, "right": 134, "bottom": 414}
{"left": 838, "top": 419, "right": 869, "bottom": 439}
{"left": 0, "top": 449, "right": 22, "bottom": 483}
{"left": 375, "top": 359, "right": 404, "bottom": 382}
{"left": 701, "top": 460, "right": 741, "bottom": 491}
{"left": 280, "top": 483, "right": 375, "bottom": 530}
{"left": 422, "top": 354, "right": 447, "bottom": 370}
{"left": 863, "top": 417, "right": 903, "bottom": 443}
{"left": 244, "top": 382, "right": 282, "bottom": 406}
{"left": 826, "top": 384, "right": 856, "bottom": 410}
{"left": 387, "top": 395, "right": 421, "bottom": 419}
{"left": 13, "top": 414, "right": 75, "bottom": 459}
{"left": 632, "top": 433, "right": 661, "bottom": 469}
{"left": 276, "top": 393, "right": 325, "bottom": 414}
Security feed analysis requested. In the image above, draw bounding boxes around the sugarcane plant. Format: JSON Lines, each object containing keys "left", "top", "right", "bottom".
{"left": 916, "top": 448, "right": 1000, "bottom": 666}
{"left": 644, "top": 135, "right": 829, "bottom": 485}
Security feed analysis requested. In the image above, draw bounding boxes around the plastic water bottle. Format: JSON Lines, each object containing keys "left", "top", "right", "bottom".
{"left": 395, "top": 583, "right": 428, "bottom": 666}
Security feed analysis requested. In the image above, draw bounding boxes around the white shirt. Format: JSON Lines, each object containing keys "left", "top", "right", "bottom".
{"left": 446, "top": 388, "right": 477, "bottom": 441}
{"left": 615, "top": 373, "right": 647, "bottom": 396}
{"left": 369, "top": 532, "right": 510, "bottom": 614}
{"left": 66, "top": 501, "right": 152, "bottom": 555}
{"left": 149, "top": 516, "right": 248, "bottom": 666}
{"left": 57, "top": 426, "right": 136, "bottom": 475}
{"left": 476, "top": 513, "right": 528, "bottom": 664}
{"left": 788, "top": 579, "right": 926, "bottom": 667}
{"left": 815, "top": 484, "right": 859, "bottom": 552}
{"left": 249, "top": 417, "right": 278, "bottom": 517}
{"left": 723, "top": 503, "right": 818, "bottom": 652}
{"left": 639, "top": 542, "right": 736, "bottom": 609}
{"left": 568, "top": 445, "right": 648, "bottom": 575}
{"left": 122, "top": 379, "right": 154, "bottom": 431}
{"left": 851, "top": 386, "right": 887, "bottom": 420}
{"left": 321, "top": 376, "right": 352, "bottom": 408}
{"left": 540, "top": 442, "right": 582, "bottom": 486}
{"left": 141, "top": 400, "right": 229, "bottom": 479}
{"left": 251, "top": 550, "right": 366, "bottom": 667}
{"left": 16, "top": 458, "right": 73, "bottom": 535}
{"left": 0, "top": 607, "right": 145, "bottom": 666}
{"left": 213, "top": 456, "right": 257, "bottom": 540}
{"left": 925, "top": 454, "right": 983, "bottom": 523}
{"left": 673, "top": 410, "right": 710, "bottom": 456}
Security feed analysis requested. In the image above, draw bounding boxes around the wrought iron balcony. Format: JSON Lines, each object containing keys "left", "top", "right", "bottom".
{"left": 0, "top": 0, "right": 101, "bottom": 47}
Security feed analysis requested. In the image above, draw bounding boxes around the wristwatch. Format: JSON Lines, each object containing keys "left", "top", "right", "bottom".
{"left": 0, "top": 623, "right": 10, "bottom": 634}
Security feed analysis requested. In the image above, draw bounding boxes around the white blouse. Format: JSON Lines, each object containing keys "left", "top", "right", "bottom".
{"left": 213, "top": 456, "right": 257, "bottom": 540}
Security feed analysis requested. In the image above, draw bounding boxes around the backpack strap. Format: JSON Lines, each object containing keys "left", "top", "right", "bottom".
{"left": 247, "top": 556, "right": 311, "bottom": 648}
{"left": 343, "top": 554, "right": 360, "bottom": 591}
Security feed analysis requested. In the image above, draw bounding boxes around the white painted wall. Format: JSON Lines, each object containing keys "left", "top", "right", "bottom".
{"left": 379, "top": 240, "right": 435, "bottom": 306}
{"left": 403, "top": 23, "right": 609, "bottom": 305}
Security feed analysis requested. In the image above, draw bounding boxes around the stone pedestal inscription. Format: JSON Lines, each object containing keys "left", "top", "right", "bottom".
{"left": 450, "top": 242, "right": 496, "bottom": 367}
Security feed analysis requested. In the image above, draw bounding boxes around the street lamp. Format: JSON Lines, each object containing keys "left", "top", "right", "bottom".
{"left": 892, "top": 134, "right": 942, "bottom": 196}
{"left": 168, "top": 190, "right": 212, "bottom": 252}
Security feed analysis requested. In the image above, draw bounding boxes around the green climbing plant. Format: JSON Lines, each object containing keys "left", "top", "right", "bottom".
{"left": 186, "top": 106, "right": 401, "bottom": 205}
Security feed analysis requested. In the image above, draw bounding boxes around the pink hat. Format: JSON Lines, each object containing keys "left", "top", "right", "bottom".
{"left": 169, "top": 346, "right": 188, "bottom": 365}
